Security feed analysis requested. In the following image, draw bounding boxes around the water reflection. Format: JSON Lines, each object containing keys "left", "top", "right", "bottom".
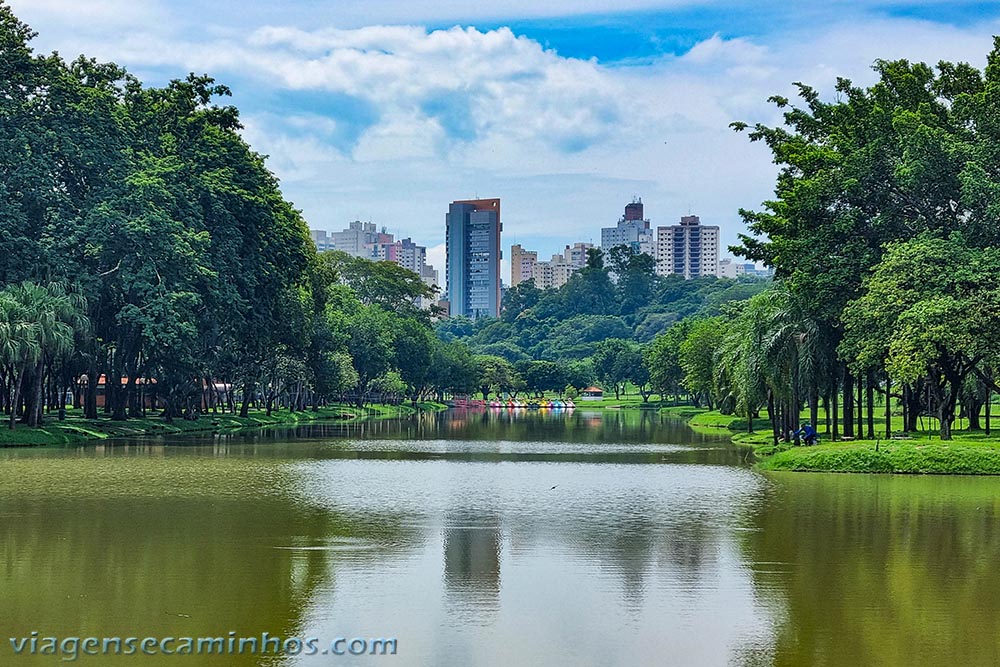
{"left": 742, "top": 473, "right": 1000, "bottom": 667}
{"left": 15, "top": 410, "right": 997, "bottom": 665}
{"left": 443, "top": 514, "right": 503, "bottom": 623}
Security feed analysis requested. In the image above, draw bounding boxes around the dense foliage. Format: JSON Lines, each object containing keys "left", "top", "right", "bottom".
{"left": 0, "top": 5, "right": 481, "bottom": 426}
{"left": 655, "top": 40, "right": 1000, "bottom": 441}
{"left": 440, "top": 247, "right": 766, "bottom": 361}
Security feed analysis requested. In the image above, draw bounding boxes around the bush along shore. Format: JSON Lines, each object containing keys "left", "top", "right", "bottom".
{"left": 0, "top": 403, "right": 447, "bottom": 448}
{"left": 662, "top": 407, "right": 1000, "bottom": 475}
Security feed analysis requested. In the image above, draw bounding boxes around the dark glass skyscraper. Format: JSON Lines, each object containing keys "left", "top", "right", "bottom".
{"left": 445, "top": 198, "right": 501, "bottom": 318}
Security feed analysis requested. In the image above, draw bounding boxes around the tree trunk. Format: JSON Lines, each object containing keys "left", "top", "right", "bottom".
{"left": 866, "top": 372, "right": 875, "bottom": 439}
{"left": 31, "top": 360, "right": 44, "bottom": 426}
{"left": 843, "top": 371, "right": 854, "bottom": 438}
{"left": 901, "top": 383, "right": 909, "bottom": 433}
{"left": 832, "top": 386, "right": 839, "bottom": 441}
{"left": 932, "top": 376, "right": 958, "bottom": 441}
{"left": 856, "top": 376, "right": 863, "bottom": 438}
{"left": 767, "top": 390, "right": 778, "bottom": 447}
{"left": 967, "top": 394, "right": 984, "bottom": 431}
{"left": 809, "top": 385, "right": 819, "bottom": 431}
{"left": 987, "top": 389, "right": 992, "bottom": 437}
{"left": 885, "top": 377, "right": 892, "bottom": 437}
{"left": 823, "top": 394, "right": 830, "bottom": 436}
{"left": 240, "top": 379, "right": 253, "bottom": 418}
{"left": 8, "top": 368, "right": 24, "bottom": 430}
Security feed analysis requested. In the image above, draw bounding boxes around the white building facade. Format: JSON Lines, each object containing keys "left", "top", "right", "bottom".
{"left": 655, "top": 215, "right": 720, "bottom": 279}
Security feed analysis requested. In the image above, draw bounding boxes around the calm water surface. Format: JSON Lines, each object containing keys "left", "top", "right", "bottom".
{"left": 1, "top": 409, "right": 999, "bottom": 666}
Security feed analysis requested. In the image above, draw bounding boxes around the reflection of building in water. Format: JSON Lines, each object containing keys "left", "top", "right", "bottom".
{"left": 443, "top": 516, "right": 502, "bottom": 621}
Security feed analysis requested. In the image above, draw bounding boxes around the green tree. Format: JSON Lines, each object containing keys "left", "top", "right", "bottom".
{"left": 474, "top": 355, "right": 518, "bottom": 400}
{"left": 428, "top": 340, "right": 478, "bottom": 399}
{"left": 645, "top": 320, "right": 692, "bottom": 403}
{"left": 322, "top": 251, "right": 435, "bottom": 316}
{"left": 0, "top": 282, "right": 87, "bottom": 428}
{"left": 501, "top": 279, "right": 542, "bottom": 323}
{"left": 345, "top": 306, "right": 394, "bottom": 407}
{"left": 516, "top": 360, "right": 567, "bottom": 397}
{"left": 592, "top": 338, "right": 633, "bottom": 400}
{"left": 392, "top": 318, "right": 435, "bottom": 406}
{"left": 731, "top": 43, "right": 1000, "bottom": 437}
{"left": 679, "top": 317, "right": 725, "bottom": 409}
{"left": 842, "top": 235, "right": 1000, "bottom": 439}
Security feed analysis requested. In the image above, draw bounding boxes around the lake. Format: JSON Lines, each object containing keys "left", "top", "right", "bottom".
{"left": 1, "top": 409, "right": 999, "bottom": 666}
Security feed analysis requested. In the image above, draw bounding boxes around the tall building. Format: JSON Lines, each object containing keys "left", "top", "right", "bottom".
{"left": 446, "top": 198, "right": 502, "bottom": 318}
{"left": 310, "top": 230, "right": 334, "bottom": 252}
{"left": 330, "top": 220, "right": 379, "bottom": 256}
{"left": 564, "top": 242, "right": 595, "bottom": 268}
{"left": 510, "top": 244, "right": 538, "bottom": 288}
{"left": 655, "top": 215, "right": 720, "bottom": 279}
{"left": 601, "top": 199, "right": 655, "bottom": 258}
{"left": 509, "top": 241, "right": 594, "bottom": 290}
{"left": 310, "top": 223, "right": 439, "bottom": 307}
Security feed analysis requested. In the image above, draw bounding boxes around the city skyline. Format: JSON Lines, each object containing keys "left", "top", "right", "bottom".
{"left": 14, "top": 1, "right": 1000, "bottom": 278}
{"left": 312, "top": 196, "right": 746, "bottom": 286}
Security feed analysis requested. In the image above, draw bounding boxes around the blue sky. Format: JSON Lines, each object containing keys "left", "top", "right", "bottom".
{"left": 8, "top": 0, "right": 1000, "bottom": 281}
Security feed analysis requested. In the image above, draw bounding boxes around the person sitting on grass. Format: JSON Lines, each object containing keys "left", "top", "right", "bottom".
{"left": 792, "top": 422, "right": 819, "bottom": 446}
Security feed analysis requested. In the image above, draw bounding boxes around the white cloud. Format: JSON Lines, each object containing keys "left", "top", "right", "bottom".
{"left": 157, "top": 19, "right": 1000, "bottom": 261}
{"left": 8, "top": 2, "right": 1000, "bottom": 267}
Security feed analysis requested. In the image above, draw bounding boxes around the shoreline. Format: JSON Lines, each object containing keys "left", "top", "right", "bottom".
{"left": 661, "top": 406, "right": 1000, "bottom": 475}
{"left": 0, "top": 402, "right": 447, "bottom": 449}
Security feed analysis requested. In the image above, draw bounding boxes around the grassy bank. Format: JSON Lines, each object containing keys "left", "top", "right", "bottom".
{"left": 571, "top": 395, "right": 662, "bottom": 409}
{"left": 662, "top": 406, "right": 1000, "bottom": 474}
{"left": 759, "top": 440, "right": 1000, "bottom": 474}
{"left": 0, "top": 401, "right": 445, "bottom": 448}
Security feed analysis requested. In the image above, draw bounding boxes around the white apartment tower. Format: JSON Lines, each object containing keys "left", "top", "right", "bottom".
{"left": 655, "top": 215, "right": 720, "bottom": 279}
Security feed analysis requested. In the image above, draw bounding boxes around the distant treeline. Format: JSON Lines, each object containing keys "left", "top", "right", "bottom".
{"left": 433, "top": 247, "right": 769, "bottom": 402}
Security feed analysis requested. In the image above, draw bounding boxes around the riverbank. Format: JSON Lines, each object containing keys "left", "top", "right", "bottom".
{"left": 662, "top": 406, "right": 1000, "bottom": 474}
{"left": 0, "top": 402, "right": 447, "bottom": 448}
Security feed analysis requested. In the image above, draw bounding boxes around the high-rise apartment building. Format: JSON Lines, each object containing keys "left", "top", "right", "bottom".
{"left": 309, "top": 223, "right": 439, "bottom": 307}
{"left": 446, "top": 198, "right": 501, "bottom": 319}
{"left": 510, "top": 244, "right": 538, "bottom": 288}
{"left": 564, "top": 242, "right": 595, "bottom": 268}
{"left": 601, "top": 199, "right": 655, "bottom": 258}
{"left": 508, "top": 241, "right": 594, "bottom": 290}
{"left": 329, "top": 220, "right": 379, "bottom": 255}
{"left": 655, "top": 215, "right": 720, "bottom": 279}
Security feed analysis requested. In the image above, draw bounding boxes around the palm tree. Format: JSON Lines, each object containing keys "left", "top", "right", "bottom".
{"left": 0, "top": 282, "right": 87, "bottom": 429}
{"left": 718, "top": 284, "right": 833, "bottom": 445}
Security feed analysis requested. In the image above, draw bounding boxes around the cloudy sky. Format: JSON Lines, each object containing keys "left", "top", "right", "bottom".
{"left": 8, "top": 1, "right": 1000, "bottom": 280}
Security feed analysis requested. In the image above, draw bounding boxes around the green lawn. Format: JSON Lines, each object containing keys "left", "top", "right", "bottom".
{"left": 663, "top": 406, "right": 1000, "bottom": 474}
{"left": 760, "top": 439, "right": 1000, "bottom": 474}
{"left": 0, "top": 402, "right": 443, "bottom": 448}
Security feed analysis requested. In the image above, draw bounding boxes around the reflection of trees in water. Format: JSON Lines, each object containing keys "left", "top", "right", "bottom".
{"left": 442, "top": 514, "right": 502, "bottom": 624}
{"left": 110, "top": 410, "right": 748, "bottom": 468}
{"left": 150, "top": 411, "right": 750, "bottom": 469}
{"left": 739, "top": 474, "right": 1000, "bottom": 667}
{"left": 0, "top": 456, "right": 413, "bottom": 666}
{"left": 570, "top": 501, "right": 722, "bottom": 610}
{"left": 574, "top": 506, "right": 658, "bottom": 609}
{"left": 287, "top": 409, "right": 726, "bottom": 446}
